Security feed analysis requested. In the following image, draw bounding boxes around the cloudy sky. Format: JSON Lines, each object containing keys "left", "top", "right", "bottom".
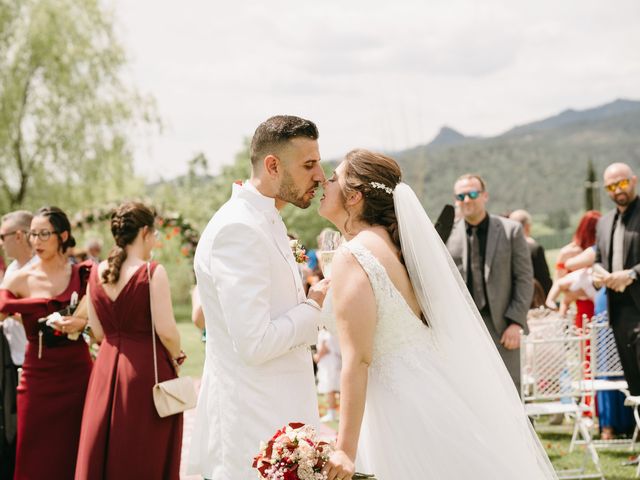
{"left": 112, "top": 0, "right": 640, "bottom": 180}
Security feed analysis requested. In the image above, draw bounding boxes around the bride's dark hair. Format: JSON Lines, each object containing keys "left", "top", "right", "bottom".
{"left": 340, "top": 149, "right": 403, "bottom": 257}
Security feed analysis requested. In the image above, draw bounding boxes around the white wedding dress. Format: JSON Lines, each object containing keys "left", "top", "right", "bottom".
{"left": 322, "top": 183, "right": 557, "bottom": 480}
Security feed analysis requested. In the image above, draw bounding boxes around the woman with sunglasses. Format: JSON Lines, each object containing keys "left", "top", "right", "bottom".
{"left": 0, "top": 206, "right": 93, "bottom": 479}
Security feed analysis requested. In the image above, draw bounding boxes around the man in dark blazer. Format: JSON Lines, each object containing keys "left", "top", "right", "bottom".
{"left": 446, "top": 174, "right": 533, "bottom": 389}
{"left": 509, "top": 209, "right": 553, "bottom": 306}
{"left": 594, "top": 162, "right": 640, "bottom": 395}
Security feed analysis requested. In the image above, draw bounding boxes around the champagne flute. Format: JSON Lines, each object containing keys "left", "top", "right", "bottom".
{"left": 317, "top": 229, "right": 341, "bottom": 279}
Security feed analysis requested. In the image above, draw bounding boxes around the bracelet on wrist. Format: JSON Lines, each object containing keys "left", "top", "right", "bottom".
{"left": 173, "top": 351, "right": 187, "bottom": 366}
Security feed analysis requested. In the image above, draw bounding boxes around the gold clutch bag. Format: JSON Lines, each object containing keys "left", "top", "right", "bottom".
{"left": 152, "top": 376, "right": 198, "bottom": 418}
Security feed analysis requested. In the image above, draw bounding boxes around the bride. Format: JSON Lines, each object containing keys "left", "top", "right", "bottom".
{"left": 318, "top": 149, "right": 557, "bottom": 480}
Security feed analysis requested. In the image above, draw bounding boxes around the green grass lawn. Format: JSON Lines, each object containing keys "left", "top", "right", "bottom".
{"left": 536, "top": 421, "right": 639, "bottom": 479}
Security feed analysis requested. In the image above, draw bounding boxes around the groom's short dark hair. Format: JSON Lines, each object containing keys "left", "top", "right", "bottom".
{"left": 250, "top": 115, "right": 319, "bottom": 167}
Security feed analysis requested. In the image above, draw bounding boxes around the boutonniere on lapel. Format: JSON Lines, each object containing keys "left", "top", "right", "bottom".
{"left": 234, "top": 179, "right": 243, "bottom": 186}
{"left": 290, "top": 239, "right": 309, "bottom": 264}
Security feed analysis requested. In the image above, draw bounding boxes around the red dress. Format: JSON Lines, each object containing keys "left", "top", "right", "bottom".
{"left": 0, "top": 262, "right": 93, "bottom": 480}
{"left": 576, "top": 298, "right": 596, "bottom": 414}
{"left": 74, "top": 262, "right": 182, "bottom": 480}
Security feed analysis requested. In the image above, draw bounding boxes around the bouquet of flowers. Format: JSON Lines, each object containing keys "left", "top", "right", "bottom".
{"left": 253, "top": 422, "right": 332, "bottom": 480}
{"left": 253, "top": 423, "right": 376, "bottom": 480}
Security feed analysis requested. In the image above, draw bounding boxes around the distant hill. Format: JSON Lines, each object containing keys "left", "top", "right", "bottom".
{"left": 427, "top": 126, "right": 473, "bottom": 148}
{"left": 394, "top": 98, "right": 640, "bottom": 219}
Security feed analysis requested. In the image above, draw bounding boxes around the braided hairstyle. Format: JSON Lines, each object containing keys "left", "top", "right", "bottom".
{"left": 102, "top": 202, "right": 156, "bottom": 284}
{"left": 35, "top": 206, "right": 76, "bottom": 253}
{"left": 340, "top": 149, "right": 403, "bottom": 257}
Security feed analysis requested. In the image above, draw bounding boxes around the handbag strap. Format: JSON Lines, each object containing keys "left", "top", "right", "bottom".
{"left": 147, "top": 262, "right": 159, "bottom": 386}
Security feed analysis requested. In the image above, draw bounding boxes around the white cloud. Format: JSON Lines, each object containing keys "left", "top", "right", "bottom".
{"left": 111, "top": 0, "right": 640, "bottom": 180}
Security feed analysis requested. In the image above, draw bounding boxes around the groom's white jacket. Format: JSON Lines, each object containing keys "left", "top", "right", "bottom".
{"left": 188, "top": 182, "right": 320, "bottom": 479}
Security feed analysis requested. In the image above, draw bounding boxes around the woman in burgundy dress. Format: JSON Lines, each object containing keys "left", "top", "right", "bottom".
{"left": 75, "top": 202, "right": 184, "bottom": 479}
{"left": 0, "top": 206, "right": 93, "bottom": 479}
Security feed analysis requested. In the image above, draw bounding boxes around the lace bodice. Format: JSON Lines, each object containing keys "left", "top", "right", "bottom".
{"left": 321, "top": 241, "right": 435, "bottom": 386}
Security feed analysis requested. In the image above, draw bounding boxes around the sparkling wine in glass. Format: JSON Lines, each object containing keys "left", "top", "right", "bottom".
{"left": 318, "top": 250, "right": 335, "bottom": 278}
{"left": 317, "top": 229, "right": 341, "bottom": 279}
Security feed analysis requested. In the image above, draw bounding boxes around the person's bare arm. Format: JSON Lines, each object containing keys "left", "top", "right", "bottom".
{"left": 0, "top": 270, "right": 28, "bottom": 321}
{"left": 324, "top": 249, "right": 376, "bottom": 480}
{"left": 86, "top": 284, "right": 104, "bottom": 342}
{"left": 191, "top": 286, "right": 205, "bottom": 330}
{"left": 150, "top": 264, "right": 182, "bottom": 359}
{"left": 564, "top": 248, "right": 595, "bottom": 271}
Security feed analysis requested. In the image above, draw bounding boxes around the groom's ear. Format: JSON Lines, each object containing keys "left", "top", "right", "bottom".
{"left": 264, "top": 154, "right": 280, "bottom": 178}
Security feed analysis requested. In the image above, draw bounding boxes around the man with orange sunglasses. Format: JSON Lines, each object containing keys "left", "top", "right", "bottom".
{"left": 594, "top": 163, "right": 640, "bottom": 398}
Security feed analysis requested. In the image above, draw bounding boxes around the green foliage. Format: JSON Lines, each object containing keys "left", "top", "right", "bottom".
{"left": 546, "top": 208, "right": 571, "bottom": 231}
{"left": 148, "top": 140, "right": 252, "bottom": 230}
{"left": 152, "top": 231, "right": 194, "bottom": 305}
{"left": 0, "top": 0, "right": 155, "bottom": 212}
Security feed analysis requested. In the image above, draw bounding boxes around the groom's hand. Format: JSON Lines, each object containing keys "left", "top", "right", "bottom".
{"left": 324, "top": 450, "right": 355, "bottom": 480}
{"left": 308, "top": 278, "right": 331, "bottom": 308}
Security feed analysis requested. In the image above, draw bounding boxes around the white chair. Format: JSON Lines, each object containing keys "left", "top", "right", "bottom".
{"left": 521, "top": 314, "right": 604, "bottom": 479}
{"left": 585, "top": 314, "right": 638, "bottom": 452}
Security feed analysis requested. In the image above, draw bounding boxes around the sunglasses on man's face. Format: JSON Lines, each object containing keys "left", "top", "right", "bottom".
{"left": 605, "top": 178, "right": 631, "bottom": 193}
{"left": 455, "top": 190, "right": 483, "bottom": 201}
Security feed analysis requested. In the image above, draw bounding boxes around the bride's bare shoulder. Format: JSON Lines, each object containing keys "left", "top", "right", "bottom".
{"left": 331, "top": 246, "right": 375, "bottom": 303}
{"left": 352, "top": 229, "right": 396, "bottom": 262}
{"left": 332, "top": 245, "right": 361, "bottom": 271}
{"left": 331, "top": 244, "right": 369, "bottom": 282}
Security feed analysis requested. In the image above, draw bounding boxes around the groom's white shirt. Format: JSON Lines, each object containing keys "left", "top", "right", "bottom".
{"left": 188, "top": 181, "right": 320, "bottom": 479}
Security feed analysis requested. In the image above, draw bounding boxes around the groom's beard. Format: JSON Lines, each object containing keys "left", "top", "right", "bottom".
{"left": 279, "top": 170, "right": 317, "bottom": 209}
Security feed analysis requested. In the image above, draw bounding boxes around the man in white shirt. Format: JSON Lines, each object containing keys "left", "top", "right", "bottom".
{"left": 0, "top": 210, "right": 37, "bottom": 478}
{"left": 0, "top": 210, "right": 38, "bottom": 366}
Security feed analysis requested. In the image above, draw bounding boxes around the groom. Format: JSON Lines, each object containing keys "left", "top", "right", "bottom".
{"left": 188, "top": 115, "right": 329, "bottom": 479}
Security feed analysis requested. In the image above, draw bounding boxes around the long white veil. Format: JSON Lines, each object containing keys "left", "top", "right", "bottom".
{"left": 394, "top": 183, "right": 557, "bottom": 477}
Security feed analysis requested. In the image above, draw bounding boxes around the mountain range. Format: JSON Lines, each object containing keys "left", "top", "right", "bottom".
{"left": 394, "top": 98, "right": 640, "bottom": 219}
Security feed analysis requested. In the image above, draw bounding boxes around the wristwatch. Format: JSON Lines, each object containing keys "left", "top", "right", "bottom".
{"left": 629, "top": 270, "right": 638, "bottom": 281}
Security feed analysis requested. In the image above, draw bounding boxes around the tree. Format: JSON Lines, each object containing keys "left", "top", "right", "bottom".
{"left": 584, "top": 158, "right": 600, "bottom": 212}
{"left": 0, "top": 0, "right": 155, "bottom": 211}
{"left": 546, "top": 208, "right": 571, "bottom": 232}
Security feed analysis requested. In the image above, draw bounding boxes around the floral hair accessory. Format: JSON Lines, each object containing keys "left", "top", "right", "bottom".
{"left": 290, "top": 239, "right": 309, "bottom": 264}
{"left": 369, "top": 181, "right": 393, "bottom": 195}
